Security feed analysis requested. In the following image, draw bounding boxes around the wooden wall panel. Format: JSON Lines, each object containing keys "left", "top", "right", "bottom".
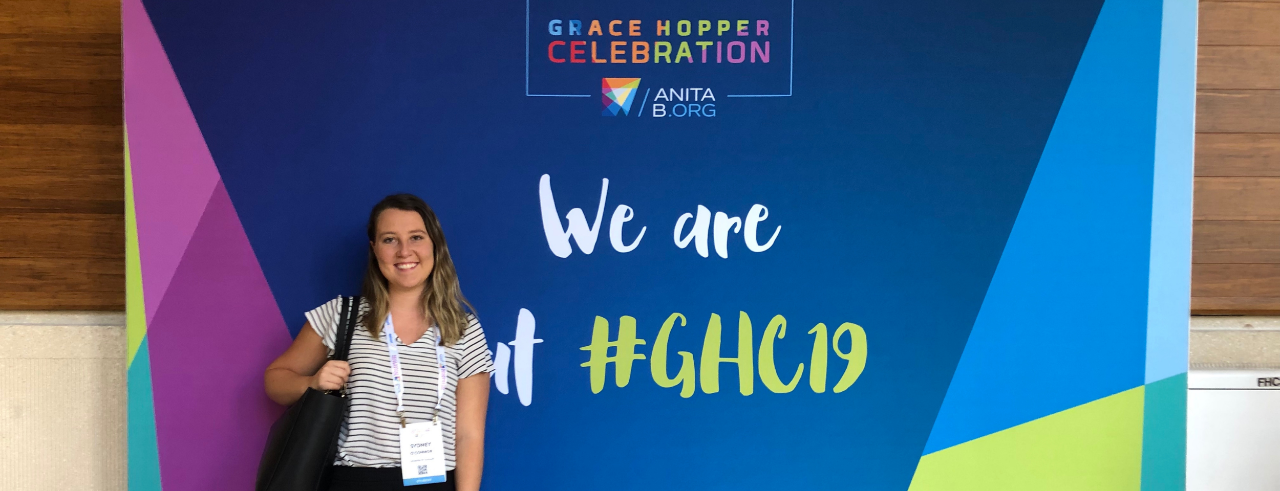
{"left": 0, "top": 124, "right": 122, "bottom": 202}
{"left": 0, "top": 214, "right": 123, "bottom": 259}
{"left": 1198, "top": 90, "right": 1280, "bottom": 133}
{"left": 1193, "top": 0, "right": 1280, "bottom": 313}
{"left": 0, "top": 258, "right": 124, "bottom": 309}
{"left": 1194, "top": 220, "right": 1280, "bottom": 264}
{"left": 1195, "top": 264, "right": 1280, "bottom": 298}
{"left": 0, "top": 0, "right": 122, "bottom": 310}
{"left": 1200, "top": 2, "right": 1280, "bottom": 46}
{"left": 1196, "top": 134, "right": 1280, "bottom": 176}
{"left": 0, "top": 33, "right": 119, "bottom": 80}
{"left": 0, "top": 79, "right": 120, "bottom": 125}
{"left": 1194, "top": 264, "right": 1280, "bottom": 314}
{"left": 1195, "top": 177, "right": 1280, "bottom": 220}
{"left": 0, "top": 0, "right": 120, "bottom": 34}
{"left": 1199, "top": 47, "right": 1280, "bottom": 90}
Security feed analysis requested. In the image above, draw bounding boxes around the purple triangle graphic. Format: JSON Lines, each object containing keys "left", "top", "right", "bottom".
{"left": 123, "top": 0, "right": 221, "bottom": 324}
{"left": 148, "top": 181, "right": 293, "bottom": 490}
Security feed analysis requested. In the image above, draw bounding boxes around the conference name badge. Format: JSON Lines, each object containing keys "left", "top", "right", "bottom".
{"left": 400, "top": 421, "right": 447, "bottom": 486}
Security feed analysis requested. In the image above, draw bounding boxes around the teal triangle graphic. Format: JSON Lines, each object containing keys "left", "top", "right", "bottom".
{"left": 1141, "top": 373, "right": 1187, "bottom": 490}
{"left": 129, "top": 337, "right": 163, "bottom": 491}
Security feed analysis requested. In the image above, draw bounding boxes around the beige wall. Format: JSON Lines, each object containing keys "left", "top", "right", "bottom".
{"left": 0, "top": 312, "right": 125, "bottom": 491}
{"left": 1192, "top": 316, "right": 1280, "bottom": 369}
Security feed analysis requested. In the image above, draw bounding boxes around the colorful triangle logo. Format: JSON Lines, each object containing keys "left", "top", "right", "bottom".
{"left": 602, "top": 78, "right": 641, "bottom": 116}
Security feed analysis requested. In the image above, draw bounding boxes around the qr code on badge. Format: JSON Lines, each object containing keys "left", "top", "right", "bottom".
{"left": 417, "top": 465, "right": 430, "bottom": 475}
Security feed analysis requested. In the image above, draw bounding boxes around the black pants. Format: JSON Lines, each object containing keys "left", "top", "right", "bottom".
{"left": 327, "top": 466, "right": 457, "bottom": 491}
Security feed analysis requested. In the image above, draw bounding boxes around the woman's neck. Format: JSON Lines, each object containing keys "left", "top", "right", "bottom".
{"left": 387, "top": 285, "right": 427, "bottom": 321}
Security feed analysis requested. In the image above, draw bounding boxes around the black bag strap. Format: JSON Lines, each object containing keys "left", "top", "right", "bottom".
{"left": 330, "top": 296, "right": 361, "bottom": 362}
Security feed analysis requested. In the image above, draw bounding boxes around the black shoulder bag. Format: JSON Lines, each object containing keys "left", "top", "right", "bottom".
{"left": 256, "top": 295, "right": 361, "bottom": 491}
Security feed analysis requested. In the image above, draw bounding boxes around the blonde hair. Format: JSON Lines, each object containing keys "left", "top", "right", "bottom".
{"left": 361, "top": 194, "right": 475, "bottom": 346}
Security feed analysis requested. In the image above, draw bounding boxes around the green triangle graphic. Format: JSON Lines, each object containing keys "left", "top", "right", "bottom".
{"left": 910, "top": 386, "right": 1144, "bottom": 491}
{"left": 126, "top": 128, "right": 148, "bottom": 367}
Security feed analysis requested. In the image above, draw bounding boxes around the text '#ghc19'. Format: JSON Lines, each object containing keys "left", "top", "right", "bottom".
{"left": 581, "top": 312, "right": 867, "bottom": 398}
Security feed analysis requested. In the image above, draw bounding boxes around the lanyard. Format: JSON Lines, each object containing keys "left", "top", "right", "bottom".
{"left": 382, "top": 315, "right": 448, "bottom": 427}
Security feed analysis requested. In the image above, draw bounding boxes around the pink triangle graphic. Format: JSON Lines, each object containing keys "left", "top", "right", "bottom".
{"left": 148, "top": 180, "right": 293, "bottom": 490}
{"left": 123, "top": 0, "right": 221, "bottom": 324}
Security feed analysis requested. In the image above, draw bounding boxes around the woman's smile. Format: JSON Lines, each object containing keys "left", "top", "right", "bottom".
{"left": 373, "top": 208, "right": 436, "bottom": 291}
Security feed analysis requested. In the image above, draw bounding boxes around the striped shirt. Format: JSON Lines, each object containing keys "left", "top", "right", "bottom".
{"left": 306, "top": 297, "right": 494, "bottom": 469}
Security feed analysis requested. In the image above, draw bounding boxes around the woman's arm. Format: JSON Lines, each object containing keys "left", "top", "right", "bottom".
{"left": 264, "top": 323, "right": 350, "bottom": 406}
{"left": 453, "top": 372, "right": 490, "bottom": 491}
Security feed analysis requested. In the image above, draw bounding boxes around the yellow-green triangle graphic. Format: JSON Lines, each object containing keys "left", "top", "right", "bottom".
{"left": 909, "top": 386, "right": 1144, "bottom": 491}
{"left": 126, "top": 127, "right": 148, "bottom": 367}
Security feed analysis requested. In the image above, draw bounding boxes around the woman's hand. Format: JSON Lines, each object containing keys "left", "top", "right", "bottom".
{"left": 310, "top": 360, "right": 351, "bottom": 391}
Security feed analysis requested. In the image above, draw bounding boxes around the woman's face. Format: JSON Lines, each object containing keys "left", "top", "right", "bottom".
{"left": 372, "top": 208, "right": 435, "bottom": 292}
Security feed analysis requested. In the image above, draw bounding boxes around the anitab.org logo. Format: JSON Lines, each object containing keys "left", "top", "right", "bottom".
{"left": 602, "top": 78, "right": 641, "bottom": 116}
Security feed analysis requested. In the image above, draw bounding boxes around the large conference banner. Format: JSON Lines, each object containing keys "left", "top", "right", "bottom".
{"left": 123, "top": 0, "right": 1195, "bottom": 489}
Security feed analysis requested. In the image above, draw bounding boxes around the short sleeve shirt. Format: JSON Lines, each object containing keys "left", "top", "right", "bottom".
{"left": 305, "top": 297, "right": 494, "bottom": 469}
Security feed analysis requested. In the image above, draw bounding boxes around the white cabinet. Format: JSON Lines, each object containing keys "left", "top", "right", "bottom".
{"left": 1189, "top": 370, "right": 1280, "bottom": 491}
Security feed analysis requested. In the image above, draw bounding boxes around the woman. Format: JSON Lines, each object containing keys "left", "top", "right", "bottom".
{"left": 265, "top": 194, "right": 493, "bottom": 491}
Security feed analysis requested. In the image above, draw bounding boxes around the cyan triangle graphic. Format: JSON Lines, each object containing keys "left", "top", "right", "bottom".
{"left": 922, "top": 0, "right": 1161, "bottom": 455}
{"left": 128, "top": 337, "right": 163, "bottom": 491}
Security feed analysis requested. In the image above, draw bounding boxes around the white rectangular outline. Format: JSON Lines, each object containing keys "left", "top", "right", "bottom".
{"left": 525, "top": 0, "right": 794, "bottom": 98}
